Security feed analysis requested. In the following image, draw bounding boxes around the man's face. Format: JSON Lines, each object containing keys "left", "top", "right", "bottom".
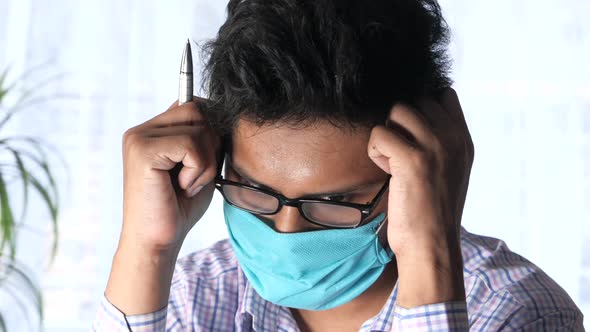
{"left": 227, "top": 117, "right": 389, "bottom": 233}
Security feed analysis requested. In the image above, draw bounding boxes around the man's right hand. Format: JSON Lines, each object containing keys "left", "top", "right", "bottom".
{"left": 105, "top": 98, "right": 222, "bottom": 315}
{"left": 120, "top": 98, "right": 221, "bottom": 253}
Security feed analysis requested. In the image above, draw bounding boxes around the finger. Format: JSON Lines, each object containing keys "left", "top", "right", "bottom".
{"left": 145, "top": 126, "right": 221, "bottom": 193}
{"left": 387, "top": 103, "right": 437, "bottom": 149}
{"left": 144, "top": 125, "right": 202, "bottom": 138}
{"left": 145, "top": 97, "right": 209, "bottom": 129}
{"left": 164, "top": 96, "right": 209, "bottom": 112}
{"left": 142, "top": 135, "right": 217, "bottom": 192}
{"left": 368, "top": 125, "right": 419, "bottom": 175}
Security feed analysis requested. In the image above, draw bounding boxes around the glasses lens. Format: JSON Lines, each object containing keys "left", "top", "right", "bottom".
{"left": 222, "top": 184, "right": 279, "bottom": 214}
{"left": 301, "top": 202, "right": 362, "bottom": 227}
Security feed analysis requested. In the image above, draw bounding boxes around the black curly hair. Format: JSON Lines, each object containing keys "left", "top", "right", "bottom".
{"left": 202, "top": 0, "right": 451, "bottom": 135}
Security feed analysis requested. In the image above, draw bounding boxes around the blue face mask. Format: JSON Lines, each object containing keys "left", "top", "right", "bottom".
{"left": 223, "top": 201, "right": 394, "bottom": 311}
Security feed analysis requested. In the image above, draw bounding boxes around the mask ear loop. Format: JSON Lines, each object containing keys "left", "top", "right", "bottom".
{"left": 374, "top": 216, "right": 393, "bottom": 260}
{"left": 374, "top": 216, "right": 387, "bottom": 235}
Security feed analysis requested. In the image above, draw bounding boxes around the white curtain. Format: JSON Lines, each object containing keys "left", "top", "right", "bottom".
{"left": 0, "top": 0, "right": 588, "bottom": 330}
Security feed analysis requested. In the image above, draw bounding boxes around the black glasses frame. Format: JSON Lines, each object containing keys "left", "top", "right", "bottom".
{"left": 214, "top": 173, "right": 391, "bottom": 229}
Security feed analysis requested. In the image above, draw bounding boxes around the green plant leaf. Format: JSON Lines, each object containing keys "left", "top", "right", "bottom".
{"left": 5, "top": 148, "right": 30, "bottom": 224}
{"left": 16, "top": 72, "right": 65, "bottom": 103}
{"left": 0, "top": 66, "right": 9, "bottom": 87}
{"left": 27, "top": 174, "right": 59, "bottom": 264}
{"left": 0, "top": 171, "right": 16, "bottom": 259}
{"left": 0, "top": 64, "right": 64, "bottom": 331}
{"left": 0, "top": 137, "right": 62, "bottom": 266}
{"left": 0, "top": 95, "right": 60, "bottom": 130}
{"left": 0, "top": 143, "right": 59, "bottom": 210}
{"left": 0, "top": 135, "right": 68, "bottom": 174}
{"left": 0, "top": 256, "right": 43, "bottom": 329}
{"left": 0, "top": 152, "right": 61, "bottom": 262}
{"left": 2, "top": 60, "right": 54, "bottom": 91}
{"left": 0, "top": 137, "right": 62, "bottom": 205}
{"left": 0, "top": 66, "right": 11, "bottom": 105}
{"left": 3, "top": 283, "right": 35, "bottom": 328}
{"left": 0, "top": 312, "right": 7, "bottom": 332}
{"left": 0, "top": 60, "right": 57, "bottom": 107}
{"left": 0, "top": 70, "right": 66, "bottom": 130}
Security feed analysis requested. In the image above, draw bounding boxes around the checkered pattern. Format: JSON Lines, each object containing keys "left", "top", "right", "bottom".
{"left": 92, "top": 227, "right": 584, "bottom": 331}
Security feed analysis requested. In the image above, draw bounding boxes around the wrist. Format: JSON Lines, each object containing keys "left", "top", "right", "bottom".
{"left": 117, "top": 223, "right": 186, "bottom": 258}
{"left": 116, "top": 236, "right": 181, "bottom": 264}
{"left": 113, "top": 243, "right": 180, "bottom": 278}
{"left": 105, "top": 241, "right": 181, "bottom": 315}
{"left": 394, "top": 229, "right": 465, "bottom": 308}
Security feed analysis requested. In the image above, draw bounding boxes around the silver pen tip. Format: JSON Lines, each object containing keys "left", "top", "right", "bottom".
{"left": 180, "top": 40, "right": 193, "bottom": 74}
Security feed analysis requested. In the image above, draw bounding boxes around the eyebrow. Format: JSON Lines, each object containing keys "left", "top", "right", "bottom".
{"left": 229, "top": 160, "right": 385, "bottom": 199}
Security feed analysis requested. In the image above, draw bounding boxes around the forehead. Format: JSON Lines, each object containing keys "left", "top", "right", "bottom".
{"left": 230, "top": 118, "right": 384, "bottom": 195}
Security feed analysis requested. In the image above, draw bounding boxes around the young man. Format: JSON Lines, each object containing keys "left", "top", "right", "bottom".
{"left": 93, "top": 0, "right": 584, "bottom": 331}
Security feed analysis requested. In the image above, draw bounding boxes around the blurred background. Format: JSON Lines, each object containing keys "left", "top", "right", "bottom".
{"left": 0, "top": 0, "right": 588, "bottom": 330}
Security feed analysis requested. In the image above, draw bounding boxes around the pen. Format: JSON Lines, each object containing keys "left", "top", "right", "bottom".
{"left": 179, "top": 39, "right": 193, "bottom": 105}
{"left": 173, "top": 39, "right": 226, "bottom": 191}
{"left": 170, "top": 40, "right": 194, "bottom": 192}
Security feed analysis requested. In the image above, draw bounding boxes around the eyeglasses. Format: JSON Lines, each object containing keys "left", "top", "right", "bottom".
{"left": 214, "top": 172, "right": 390, "bottom": 229}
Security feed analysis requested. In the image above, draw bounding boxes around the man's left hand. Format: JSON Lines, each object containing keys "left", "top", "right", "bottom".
{"left": 367, "top": 88, "right": 474, "bottom": 308}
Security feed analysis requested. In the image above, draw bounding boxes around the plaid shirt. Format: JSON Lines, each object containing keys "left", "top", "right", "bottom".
{"left": 92, "top": 227, "right": 584, "bottom": 331}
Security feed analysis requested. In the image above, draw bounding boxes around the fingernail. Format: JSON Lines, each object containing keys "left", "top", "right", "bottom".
{"left": 189, "top": 185, "right": 204, "bottom": 197}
